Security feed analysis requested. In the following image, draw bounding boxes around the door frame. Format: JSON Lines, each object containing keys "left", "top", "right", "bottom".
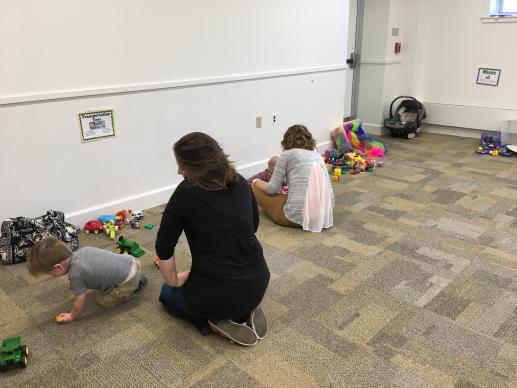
{"left": 350, "top": 0, "right": 364, "bottom": 119}
{"left": 344, "top": 0, "right": 364, "bottom": 121}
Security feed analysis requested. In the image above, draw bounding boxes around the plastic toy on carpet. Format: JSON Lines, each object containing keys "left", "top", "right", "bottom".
{"left": 324, "top": 148, "right": 380, "bottom": 177}
{"left": 332, "top": 120, "right": 386, "bottom": 158}
{"left": 331, "top": 126, "right": 353, "bottom": 153}
{"left": 475, "top": 131, "right": 514, "bottom": 157}
{"left": 1, "top": 336, "right": 29, "bottom": 372}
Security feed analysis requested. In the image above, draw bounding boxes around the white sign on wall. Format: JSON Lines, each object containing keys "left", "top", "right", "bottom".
{"left": 476, "top": 68, "right": 501, "bottom": 86}
{"left": 78, "top": 109, "right": 116, "bottom": 142}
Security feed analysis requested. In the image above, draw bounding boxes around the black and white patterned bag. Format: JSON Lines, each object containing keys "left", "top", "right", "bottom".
{"left": 0, "top": 210, "right": 79, "bottom": 265}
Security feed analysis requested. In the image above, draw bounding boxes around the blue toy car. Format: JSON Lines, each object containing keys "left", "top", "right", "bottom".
{"left": 97, "top": 214, "right": 116, "bottom": 223}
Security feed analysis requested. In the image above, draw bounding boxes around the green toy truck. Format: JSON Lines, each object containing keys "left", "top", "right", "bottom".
{"left": 0, "top": 336, "right": 29, "bottom": 372}
{"left": 114, "top": 236, "right": 145, "bottom": 258}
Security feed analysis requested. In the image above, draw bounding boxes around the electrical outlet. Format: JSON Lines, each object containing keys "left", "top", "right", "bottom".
{"left": 272, "top": 113, "right": 278, "bottom": 125}
{"left": 255, "top": 116, "right": 262, "bottom": 128}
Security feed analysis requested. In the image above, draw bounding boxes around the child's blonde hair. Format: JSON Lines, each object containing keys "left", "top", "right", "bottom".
{"left": 27, "top": 237, "right": 72, "bottom": 276}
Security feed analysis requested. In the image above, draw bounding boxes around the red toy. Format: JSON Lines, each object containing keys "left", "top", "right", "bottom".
{"left": 116, "top": 209, "right": 133, "bottom": 224}
{"left": 83, "top": 220, "right": 103, "bottom": 234}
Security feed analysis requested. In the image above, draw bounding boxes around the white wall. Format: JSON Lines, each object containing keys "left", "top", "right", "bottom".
{"left": 357, "top": 0, "right": 419, "bottom": 135}
{"left": 381, "top": 0, "right": 419, "bottom": 119}
{"left": 413, "top": 0, "right": 517, "bottom": 131}
{"left": 0, "top": 0, "right": 349, "bottom": 225}
{"left": 0, "top": 0, "right": 347, "bottom": 99}
{"left": 358, "top": 0, "right": 517, "bottom": 135}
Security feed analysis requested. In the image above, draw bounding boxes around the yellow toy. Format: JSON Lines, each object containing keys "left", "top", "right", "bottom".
{"left": 332, "top": 168, "right": 341, "bottom": 182}
{"left": 103, "top": 221, "right": 118, "bottom": 240}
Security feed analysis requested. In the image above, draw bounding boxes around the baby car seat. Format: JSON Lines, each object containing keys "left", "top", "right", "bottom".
{"left": 384, "top": 96, "right": 426, "bottom": 139}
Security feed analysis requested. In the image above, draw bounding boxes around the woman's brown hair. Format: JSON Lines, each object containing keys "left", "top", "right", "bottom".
{"left": 281, "top": 125, "right": 316, "bottom": 151}
{"left": 173, "top": 132, "right": 238, "bottom": 189}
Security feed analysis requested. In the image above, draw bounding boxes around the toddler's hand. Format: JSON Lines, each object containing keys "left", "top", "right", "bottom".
{"left": 55, "top": 313, "right": 74, "bottom": 324}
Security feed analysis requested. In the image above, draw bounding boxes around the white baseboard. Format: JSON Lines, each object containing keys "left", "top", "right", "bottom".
{"left": 65, "top": 185, "right": 176, "bottom": 226}
{"left": 65, "top": 142, "right": 336, "bottom": 226}
{"left": 316, "top": 140, "right": 333, "bottom": 153}
{"left": 362, "top": 123, "right": 385, "bottom": 136}
{"left": 421, "top": 124, "right": 482, "bottom": 139}
{"left": 422, "top": 102, "right": 517, "bottom": 131}
{"left": 65, "top": 157, "right": 293, "bottom": 226}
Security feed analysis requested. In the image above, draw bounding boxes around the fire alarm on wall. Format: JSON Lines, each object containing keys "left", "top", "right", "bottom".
{"left": 394, "top": 42, "right": 401, "bottom": 54}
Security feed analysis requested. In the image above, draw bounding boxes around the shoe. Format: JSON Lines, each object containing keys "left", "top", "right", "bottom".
{"left": 134, "top": 274, "right": 148, "bottom": 293}
{"left": 196, "top": 322, "right": 213, "bottom": 337}
{"left": 248, "top": 306, "right": 268, "bottom": 339}
{"left": 208, "top": 319, "right": 258, "bottom": 346}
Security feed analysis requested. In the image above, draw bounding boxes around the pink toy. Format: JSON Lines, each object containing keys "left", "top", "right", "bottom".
{"left": 332, "top": 119, "right": 386, "bottom": 158}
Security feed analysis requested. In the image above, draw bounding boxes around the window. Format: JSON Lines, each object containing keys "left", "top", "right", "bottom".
{"left": 490, "top": 0, "right": 517, "bottom": 16}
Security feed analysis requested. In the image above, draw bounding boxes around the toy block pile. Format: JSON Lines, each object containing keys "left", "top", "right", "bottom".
{"left": 323, "top": 148, "right": 383, "bottom": 182}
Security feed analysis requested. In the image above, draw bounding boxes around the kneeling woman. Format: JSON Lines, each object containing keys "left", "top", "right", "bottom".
{"left": 155, "top": 132, "right": 270, "bottom": 346}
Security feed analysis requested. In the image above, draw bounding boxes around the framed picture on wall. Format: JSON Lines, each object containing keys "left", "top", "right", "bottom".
{"left": 78, "top": 109, "right": 116, "bottom": 142}
{"left": 476, "top": 68, "right": 501, "bottom": 86}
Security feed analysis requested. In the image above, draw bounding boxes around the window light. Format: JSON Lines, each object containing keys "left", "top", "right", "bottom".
{"left": 490, "top": 0, "right": 517, "bottom": 15}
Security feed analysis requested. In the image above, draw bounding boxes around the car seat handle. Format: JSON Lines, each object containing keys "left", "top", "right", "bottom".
{"left": 389, "top": 96, "right": 419, "bottom": 119}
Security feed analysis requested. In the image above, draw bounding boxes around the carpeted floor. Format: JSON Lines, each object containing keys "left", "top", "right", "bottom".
{"left": 1, "top": 133, "right": 517, "bottom": 387}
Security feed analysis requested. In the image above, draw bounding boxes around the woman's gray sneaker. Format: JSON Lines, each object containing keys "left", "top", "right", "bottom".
{"left": 248, "top": 306, "right": 267, "bottom": 339}
{"left": 208, "top": 319, "right": 258, "bottom": 346}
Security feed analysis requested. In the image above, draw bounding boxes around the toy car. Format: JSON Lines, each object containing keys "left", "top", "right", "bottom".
{"left": 97, "top": 214, "right": 116, "bottom": 223}
{"left": 132, "top": 210, "right": 144, "bottom": 221}
{"left": 1, "top": 336, "right": 29, "bottom": 372}
{"left": 114, "top": 236, "right": 145, "bottom": 258}
{"left": 83, "top": 220, "right": 104, "bottom": 234}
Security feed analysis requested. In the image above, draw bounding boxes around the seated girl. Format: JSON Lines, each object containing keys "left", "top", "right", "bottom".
{"left": 251, "top": 124, "right": 334, "bottom": 232}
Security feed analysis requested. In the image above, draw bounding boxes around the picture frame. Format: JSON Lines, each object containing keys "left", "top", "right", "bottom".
{"left": 476, "top": 68, "right": 501, "bottom": 87}
{"left": 78, "top": 109, "right": 116, "bottom": 142}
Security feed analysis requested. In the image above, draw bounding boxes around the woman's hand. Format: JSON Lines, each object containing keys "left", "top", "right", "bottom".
{"left": 157, "top": 256, "right": 190, "bottom": 287}
{"left": 176, "top": 271, "right": 190, "bottom": 287}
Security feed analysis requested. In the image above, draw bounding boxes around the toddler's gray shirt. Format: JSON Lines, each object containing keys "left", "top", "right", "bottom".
{"left": 68, "top": 247, "right": 133, "bottom": 295}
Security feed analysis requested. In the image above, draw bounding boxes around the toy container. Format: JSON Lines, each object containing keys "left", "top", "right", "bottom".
{"left": 501, "top": 120, "right": 517, "bottom": 145}
{"left": 480, "top": 131, "right": 501, "bottom": 147}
